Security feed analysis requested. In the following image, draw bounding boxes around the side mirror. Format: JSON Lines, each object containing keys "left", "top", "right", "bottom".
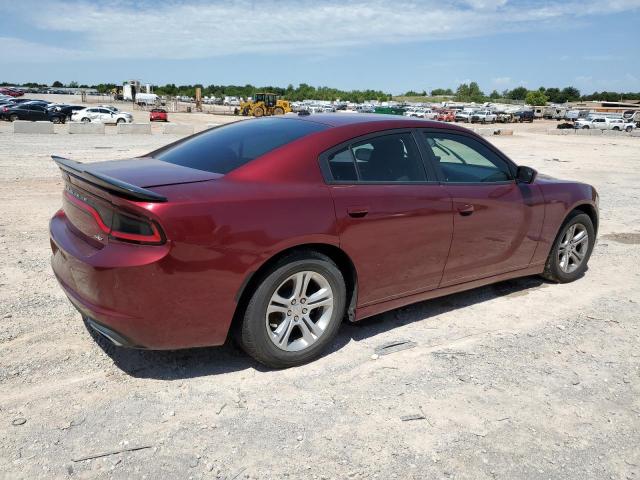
{"left": 516, "top": 165, "right": 537, "bottom": 184}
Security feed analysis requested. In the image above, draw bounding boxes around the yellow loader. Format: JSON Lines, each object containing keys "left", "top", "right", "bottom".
{"left": 236, "top": 93, "right": 291, "bottom": 117}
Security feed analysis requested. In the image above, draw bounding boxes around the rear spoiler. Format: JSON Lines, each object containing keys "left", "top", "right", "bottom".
{"left": 52, "top": 156, "right": 167, "bottom": 203}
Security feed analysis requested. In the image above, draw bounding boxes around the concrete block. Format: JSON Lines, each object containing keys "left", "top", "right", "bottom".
{"left": 547, "top": 129, "right": 560, "bottom": 135}
{"left": 117, "top": 123, "right": 151, "bottom": 134}
{"left": 602, "top": 129, "right": 623, "bottom": 136}
{"left": 630, "top": 130, "right": 640, "bottom": 137}
{"left": 589, "top": 129, "right": 602, "bottom": 136}
{"left": 576, "top": 129, "right": 591, "bottom": 135}
{"left": 163, "top": 123, "right": 195, "bottom": 135}
{"left": 13, "top": 120, "right": 54, "bottom": 134}
{"left": 475, "top": 128, "right": 493, "bottom": 136}
{"left": 68, "top": 122, "right": 105, "bottom": 134}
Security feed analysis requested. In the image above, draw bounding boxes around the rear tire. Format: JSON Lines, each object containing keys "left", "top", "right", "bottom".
{"left": 9, "top": 114, "right": 18, "bottom": 122}
{"left": 273, "top": 106, "right": 285, "bottom": 115}
{"left": 253, "top": 106, "right": 264, "bottom": 117}
{"left": 626, "top": 126, "right": 633, "bottom": 132}
{"left": 82, "top": 118, "right": 90, "bottom": 123}
{"left": 116, "top": 118, "right": 125, "bottom": 124}
{"left": 238, "top": 251, "right": 346, "bottom": 368}
{"left": 541, "top": 211, "right": 595, "bottom": 283}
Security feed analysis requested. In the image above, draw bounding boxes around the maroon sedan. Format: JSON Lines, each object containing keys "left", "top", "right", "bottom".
{"left": 50, "top": 115, "right": 598, "bottom": 367}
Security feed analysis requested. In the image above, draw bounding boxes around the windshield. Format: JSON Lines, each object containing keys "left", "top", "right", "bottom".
{"left": 153, "top": 118, "right": 327, "bottom": 174}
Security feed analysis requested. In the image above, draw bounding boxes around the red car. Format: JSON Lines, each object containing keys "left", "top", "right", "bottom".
{"left": 0, "top": 87, "right": 24, "bottom": 97}
{"left": 49, "top": 115, "right": 598, "bottom": 367}
{"left": 436, "top": 109, "right": 455, "bottom": 122}
{"left": 150, "top": 108, "right": 168, "bottom": 122}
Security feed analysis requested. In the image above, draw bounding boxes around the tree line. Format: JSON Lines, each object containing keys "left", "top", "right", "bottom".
{"left": 3, "top": 80, "right": 639, "bottom": 104}
{"left": 405, "top": 83, "right": 640, "bottom": 105}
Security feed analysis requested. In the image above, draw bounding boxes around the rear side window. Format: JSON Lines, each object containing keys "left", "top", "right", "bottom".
{"left": 326, "top": 132, "right": 428, "bottom": 183}
{"left": 153, "top": 118, "right": 327, "bottom": 174}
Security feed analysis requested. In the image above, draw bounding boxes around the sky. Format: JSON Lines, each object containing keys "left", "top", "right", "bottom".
{"left": 1, "top": 0, "right": 639, "bottom": 95}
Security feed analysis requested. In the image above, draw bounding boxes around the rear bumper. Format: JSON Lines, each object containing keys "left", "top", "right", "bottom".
{"left": 50, "top": 211, "right": 237, "bottom": 349}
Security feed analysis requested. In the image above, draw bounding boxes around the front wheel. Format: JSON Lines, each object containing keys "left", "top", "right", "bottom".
{"left": 238, "top": 251, "right": 346, "bottom": 368}
{"left": 273, "top": 106, "right": 285, "bottom": 115}
{"left": 626, "top": 126, "right": 633, "bottom": 132}
{"left": 116, "top": 118, "right": 125, "bottom": 124}
{"left": 541, "top": 211, "right": 595, "bottom": 283}
{"left": 81, "top": 118, "right": 90, "bottom": 123}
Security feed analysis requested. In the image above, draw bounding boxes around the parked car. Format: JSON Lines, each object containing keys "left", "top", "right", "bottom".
{"left": 1, "top": 103, "right": 66, "bottom": 123}
{"left": 454, "top": 110, "right": 473, "bottom": 122}
{"left": 435, "top": 109, "right": 455, "bottom": 122}
{"left": 0, "top": 87, "right": 24, "bottom": 97}
{"left": 71, "top": 107, "right": 133, "bottom": 124}
{"left": 513, "top": 110, "right": 534, "bottom": 122}
{"left": 49, "top": 115, "right": 598, "bottom": 368}
{"left": 495, "top": 113, "right": 514, "bottom": 123}
{"left": 574, "top": 117, "right": 634, "bottom": 132}
{"left": 150, "top": 108, "right": 168, "bottom": 122}
{"left": 48, "top": 104, "right": 86, "bottom": 121}
{"left": 470, "top": 110, "right": 497, "bottom": 124}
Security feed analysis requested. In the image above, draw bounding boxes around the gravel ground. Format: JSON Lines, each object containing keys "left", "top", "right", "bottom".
{"left": 0, "top": 117, "right": 639, "bottom": 480}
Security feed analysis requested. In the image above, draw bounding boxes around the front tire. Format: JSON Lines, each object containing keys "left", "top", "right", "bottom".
{"left": 541, "top": 211, "right": 595, "bottom": 283}
{"left": 238, "top": 251, "right": 346, "bottom": 368}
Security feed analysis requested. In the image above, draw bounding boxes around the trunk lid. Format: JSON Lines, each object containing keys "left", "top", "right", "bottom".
{"left": 81, "top": 157, "right": 222, "bottom": 188}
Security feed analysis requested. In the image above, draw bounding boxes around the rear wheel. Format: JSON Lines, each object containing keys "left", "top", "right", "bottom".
{"left": 582, "top": 125, "right": 589, "bottom": 129}
{"left": 541, "top": 211, "right": 595, "bottom": 283}
{"left": 273, "top": 106, "right": 285, "bottom": 115}
{"left": 81, "top": 118, "right": 90, "bottom": 123}
{"left": 253, "top": 106, "right": 264, "bottom": 117}
{"left": 613, "top": 126, "right": 620, "bottom": 131}
{"left": 626, "top": 126, "right": 633, "bottom": 132}
{"left": 52, "top": 116, "right": 62, "bottom": 124}
{"left": 116, "top": 118, "right": 125, "bottom": 124}
{"left": 238, "top": 251, "right": 346, "bottom": 368}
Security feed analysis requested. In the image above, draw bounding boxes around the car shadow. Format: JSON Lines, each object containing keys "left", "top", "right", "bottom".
{"left": 96, "top": 275, "right": 548, "bottom": 380}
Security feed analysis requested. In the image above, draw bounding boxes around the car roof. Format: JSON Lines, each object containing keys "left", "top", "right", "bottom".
{"left": 281, "top": 113, "right": 467, "bottom": 132}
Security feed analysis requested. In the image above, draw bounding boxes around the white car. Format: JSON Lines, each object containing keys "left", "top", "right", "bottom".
{"left": 71, "top": 107, "right": 133, "bottom": 124}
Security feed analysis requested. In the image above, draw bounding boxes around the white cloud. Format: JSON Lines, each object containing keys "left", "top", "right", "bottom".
{"left": 492, "top": 76, "right": 512, "bottom": 85}
{"left": 2, "top": 0, "right": 640, "bottom": 62}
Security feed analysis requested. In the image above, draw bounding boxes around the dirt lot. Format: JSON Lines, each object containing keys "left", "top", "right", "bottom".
{"left": 0, "top": 111, "right": 639, "bottom": 480}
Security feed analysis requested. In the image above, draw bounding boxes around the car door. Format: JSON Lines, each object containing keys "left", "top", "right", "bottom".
{"left": 419, "top": 129, "right": 545, "bottom": 287}
{"left": 322, "top": 130, "right": 453, "bottom": 307}
{"left": 29, "top": 105, "right": 47, "bottom": 121}
{"left": 99, "top": 108, "right": 115, "bottom": 123}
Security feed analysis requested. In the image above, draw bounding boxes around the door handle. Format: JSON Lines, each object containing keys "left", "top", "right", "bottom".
{"left": 457, "top": 204, "right": 474, "bottom": 216}
{"left": 347, "top": 206, "right": 369, "bottom": 218}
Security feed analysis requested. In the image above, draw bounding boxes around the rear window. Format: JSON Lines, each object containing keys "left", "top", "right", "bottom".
{"left": 153, "top": 118, "right": 327, "bottom": 174}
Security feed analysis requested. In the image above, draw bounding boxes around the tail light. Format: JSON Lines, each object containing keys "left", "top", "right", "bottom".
{"left": 64, "top": 190, "right": 164, "bottom": 245}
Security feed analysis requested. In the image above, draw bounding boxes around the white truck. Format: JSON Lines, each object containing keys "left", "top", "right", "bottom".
{"left": 470, "top": 110, "right": 497, "bottom": 123}
{"left": 574, "top": 117, "right": 634, "bottom": 132}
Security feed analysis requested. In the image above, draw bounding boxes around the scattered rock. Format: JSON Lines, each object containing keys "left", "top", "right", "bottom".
{"left": 11, "top": 418, "right": 26, "bottom": 426}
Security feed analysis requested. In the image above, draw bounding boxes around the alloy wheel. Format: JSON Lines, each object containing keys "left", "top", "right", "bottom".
{"left": 265, "top": 271, "right": 334, "bottom": 352}
{"left": 557, "top": 223, "right": 589, "bottom": 273}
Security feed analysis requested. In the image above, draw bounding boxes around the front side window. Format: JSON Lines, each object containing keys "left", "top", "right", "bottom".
{"left": 422, "top": 132, "right": 512, "bottom": 183}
